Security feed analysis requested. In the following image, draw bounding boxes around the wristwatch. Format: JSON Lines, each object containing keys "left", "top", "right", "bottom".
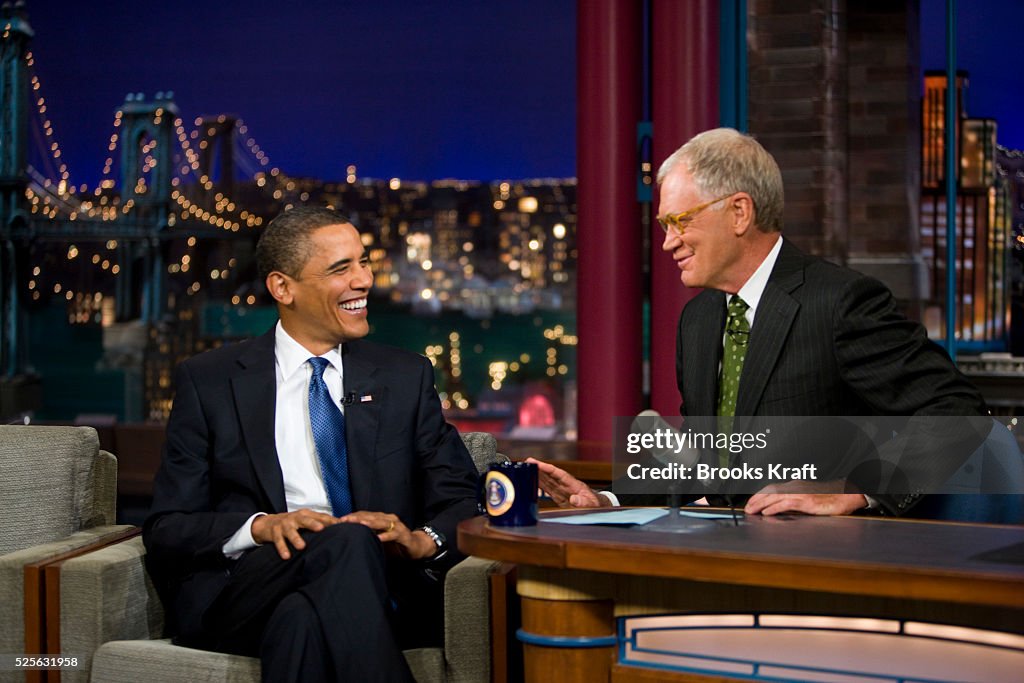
{"left": 418, "top": 525, "right": 448, "bottom": 561}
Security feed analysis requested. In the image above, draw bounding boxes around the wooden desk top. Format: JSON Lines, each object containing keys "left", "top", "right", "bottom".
{"left": 458, "top": 510, "right": 1024, "bottom": 609}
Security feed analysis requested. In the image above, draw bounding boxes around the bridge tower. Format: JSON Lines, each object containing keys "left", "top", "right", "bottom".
{"left": 197, "top": 114, "right": 237, "bottom": 197}
{"left": 118, "top": 92, "right": 179, "bottom": 323}
{"left": 0, "top": 1, "right": 33, "bottom": 382}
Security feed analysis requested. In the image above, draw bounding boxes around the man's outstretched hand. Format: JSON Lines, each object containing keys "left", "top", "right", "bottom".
{"left": 525, "top": 457, "right": 609, "bottom": 508}
{"left": 745, "top": 481, "right": 868, "bottom": 516}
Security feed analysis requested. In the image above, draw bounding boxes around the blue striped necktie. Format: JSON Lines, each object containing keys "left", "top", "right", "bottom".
{"left": 307, "top": 357, "right": 353, "bottom": 516}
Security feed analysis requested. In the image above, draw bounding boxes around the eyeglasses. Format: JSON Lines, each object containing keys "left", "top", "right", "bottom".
{"left": 657, "top": 193, "right": 734, "bottom": 236}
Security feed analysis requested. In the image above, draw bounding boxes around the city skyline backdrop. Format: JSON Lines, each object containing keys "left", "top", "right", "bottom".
{"left": 27, "top": 0, "right": 1024, "bottom": 186}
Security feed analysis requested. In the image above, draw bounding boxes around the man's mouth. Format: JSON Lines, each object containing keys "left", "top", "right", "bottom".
{"left": 339, "top": 298, "right": 367, "bottom": 313}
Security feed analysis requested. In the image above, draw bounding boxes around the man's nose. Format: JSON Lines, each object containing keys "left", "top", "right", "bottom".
{"left": 661, "top": 228, "right": 681, "bottom": 251}
{"left": 354, "top": 265, "right": 373, "bottom": 289}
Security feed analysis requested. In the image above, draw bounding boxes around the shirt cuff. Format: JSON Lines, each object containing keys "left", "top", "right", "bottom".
{"left": 222, "top": 512, "right": 267, "bottom": 559}
{"left": 863, "top": 494, "right": 880, "bottom": 510}
{"left": 598, "top": 490, "right": 620, "bottom": 507}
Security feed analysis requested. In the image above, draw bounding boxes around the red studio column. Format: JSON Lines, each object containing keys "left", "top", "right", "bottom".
{"left": 649, "top": 0, "right": 720, "bottom": 417}
{"left": 576, "top": 0, "right": 644, "bottom": 449}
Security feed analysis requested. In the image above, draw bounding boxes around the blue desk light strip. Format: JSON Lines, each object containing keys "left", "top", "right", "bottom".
{"left": 515, "top": 629, "right": 617, "bottom": 649}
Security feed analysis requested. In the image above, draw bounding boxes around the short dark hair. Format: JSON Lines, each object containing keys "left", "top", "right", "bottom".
{"left": 256, "top": 206, "right": 350, "bottom": 280}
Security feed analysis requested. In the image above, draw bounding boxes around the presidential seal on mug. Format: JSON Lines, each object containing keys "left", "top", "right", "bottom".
{"left": 484, "top": 470, "right": 515, "bottom": 516}
{"left": 483, "top": 461, "right": 538, "bottom": 526}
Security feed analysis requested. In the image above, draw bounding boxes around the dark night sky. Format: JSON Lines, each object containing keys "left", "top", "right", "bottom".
{"left": 919, "top": 0, "right": 1023, "bottom": 149}
{"left": 22, "top": 0, "right": 1022, "bottom": 187}
{"left": 26, "top": 0, "right": 577, "bottom": 184}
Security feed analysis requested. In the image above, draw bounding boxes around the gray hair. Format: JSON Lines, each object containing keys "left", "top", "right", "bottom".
{"left": 256, "top": 206, "right": 351, "bottom": 280}
{"left": 657, "top": 128, "right": 784, "bottom": 232}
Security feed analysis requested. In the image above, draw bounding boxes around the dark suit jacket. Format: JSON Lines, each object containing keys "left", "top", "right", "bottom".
{"left": 675, "top": 239, "right": 987, "bottom": 513}
{"left": 142, "top": 327, "right": 479, "bottom": 639}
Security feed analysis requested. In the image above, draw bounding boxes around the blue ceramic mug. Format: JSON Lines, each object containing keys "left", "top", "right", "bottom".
{"left": 483, "top": 461, "right": 539, "bottom": 527}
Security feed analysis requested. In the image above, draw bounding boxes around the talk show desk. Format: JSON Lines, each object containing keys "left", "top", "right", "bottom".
{"left": 458, "top": 509, "right": 1024, "bottom": 683}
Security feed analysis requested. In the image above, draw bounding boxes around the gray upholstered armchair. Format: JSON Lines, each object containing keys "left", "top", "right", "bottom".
{"left": 60, "top": 431, "right": 505, "bottom": 683}
{"left": 0, "top": 425, "right": 132, "bottom": 683}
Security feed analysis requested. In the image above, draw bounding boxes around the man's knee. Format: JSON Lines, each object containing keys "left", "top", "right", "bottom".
{"left": 300, "top": 522, "right": 383, "bottom": 567}
{"left": 318, "top": 520, "right": 380, "bottom": 547}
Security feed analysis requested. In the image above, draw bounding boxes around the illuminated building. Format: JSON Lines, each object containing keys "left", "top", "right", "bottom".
{"left": 920, "top": 72, "right": 1013, "bottom": 349}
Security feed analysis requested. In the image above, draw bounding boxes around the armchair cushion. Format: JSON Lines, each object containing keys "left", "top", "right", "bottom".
{"left": 91, "top": 640, "right": 259, "bottom": 683}
{"left": 91, "top": 640, "right": 449, "bottom": 683}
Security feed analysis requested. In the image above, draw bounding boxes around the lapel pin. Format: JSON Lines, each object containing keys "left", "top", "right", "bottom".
{"left": 360, "top": 394, "right": 374, "bottom": 403}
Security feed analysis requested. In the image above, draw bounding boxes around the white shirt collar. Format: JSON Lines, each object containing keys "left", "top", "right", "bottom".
{"left": 734, "top": 235, "right": 784, "bottom": 320}
{"left": 274, "top": 321, "right": 343, "bottom": 381}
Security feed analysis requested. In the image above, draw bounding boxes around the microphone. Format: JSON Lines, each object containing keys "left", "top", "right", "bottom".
{"left": 630, "top": 411, "right": 741, "bottom": 525}
{"left": 629, "top": 409, "right": 700, "bottom": 468}
{"left": 340, "top": 392, "right": 358, "bottom": 406}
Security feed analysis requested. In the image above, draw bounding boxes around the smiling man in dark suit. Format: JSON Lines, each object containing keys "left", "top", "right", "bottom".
{"left": 143, "top": 206, "right": 479, "bottom": 682}
{"left": 533, "top": 128, "right": 987, "bottom": 517}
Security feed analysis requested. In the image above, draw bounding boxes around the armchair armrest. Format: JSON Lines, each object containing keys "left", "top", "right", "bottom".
{"left": 91, "top": 450, "right": 118, "bottom": 527}
{"left": 58, "top": 536, "right": 164, "bottom": 682}
{"left": 0, "top": 525, "right": 133, "bottom": 662}
{"left": 443, "top": 555, "right": 501, "bottom": 683}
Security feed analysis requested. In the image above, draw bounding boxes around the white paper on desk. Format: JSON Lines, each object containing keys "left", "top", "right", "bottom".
{"left": 543, "top": 508, "right": 741, "bottom": 525}
{"left": 543, "top": 509, "right": 670, "bottom": 525}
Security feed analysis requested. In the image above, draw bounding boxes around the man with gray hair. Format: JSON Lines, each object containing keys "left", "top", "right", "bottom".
{"left": 534, "top": 127, "right": 986, "bottom": 516}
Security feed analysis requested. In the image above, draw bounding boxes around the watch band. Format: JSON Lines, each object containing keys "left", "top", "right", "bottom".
{"left": 418, "top": 525, "right": 448, "bottom": 561}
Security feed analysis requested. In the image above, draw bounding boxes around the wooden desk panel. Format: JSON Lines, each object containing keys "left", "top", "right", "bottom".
{"left": 461, "top": 512, "right": 1024, "bottom": 608}
{"left": 459, "top": 511, "right": 1024, "bottom": 682}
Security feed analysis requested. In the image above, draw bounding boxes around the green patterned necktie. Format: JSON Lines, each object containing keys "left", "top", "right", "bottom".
{"left": 717, "top": 295, "right": 750, "bottom": 465}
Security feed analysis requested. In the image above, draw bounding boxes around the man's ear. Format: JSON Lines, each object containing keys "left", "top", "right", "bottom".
{"left": 266, "top": 271, "right": 294, "bottom": 305}
{"left": 730, "top": 193, "right": 756, "bottom": 236}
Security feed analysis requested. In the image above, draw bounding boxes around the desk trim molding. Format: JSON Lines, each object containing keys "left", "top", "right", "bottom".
{"left": 516, "top": 629, "right": 618, "bottom": 648}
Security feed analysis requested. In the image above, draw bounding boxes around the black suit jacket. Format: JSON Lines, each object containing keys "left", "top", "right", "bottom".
{"left": 675, "top": 239, "right": 987, "bottom": 513}
{"left": 143, "top": 328, "right": 479, "bottom": 638}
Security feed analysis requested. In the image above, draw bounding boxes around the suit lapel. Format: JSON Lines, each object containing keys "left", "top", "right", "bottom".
{"left": 683, "top": 290, "right": 726, "bottom": 416}
{"left": 231, "top": 329, "right": 287, "bottom": 512}
{"left": 736, "top": 240, "right": 803, "bottom": 415}
{"left": 342, "top": 341, "right": 382, "bottom": 511}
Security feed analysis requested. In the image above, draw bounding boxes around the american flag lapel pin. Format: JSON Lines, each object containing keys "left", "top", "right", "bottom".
{"left": 360, "top": 394, "right": 374, "bottom": 403}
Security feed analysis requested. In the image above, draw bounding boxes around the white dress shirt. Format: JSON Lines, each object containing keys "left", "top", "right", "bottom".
{"left": 729, "top": 235, "right": 783, "bottom": 338}
{"left": 223, "top": 322, "right": 346, "bottom": 556}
